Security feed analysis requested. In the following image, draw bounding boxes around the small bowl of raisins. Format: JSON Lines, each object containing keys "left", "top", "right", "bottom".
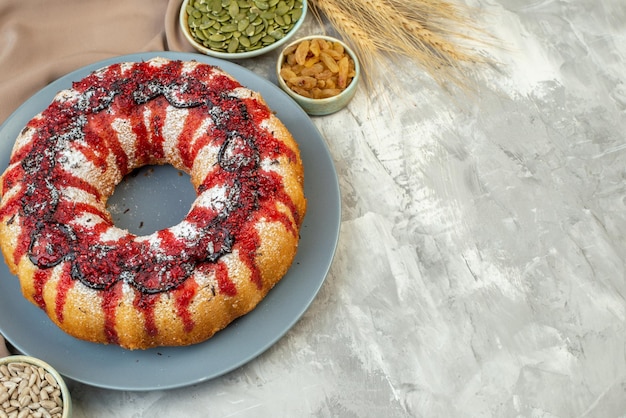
{"left": 276, "top": 35, "right": 361, "bottom": 116}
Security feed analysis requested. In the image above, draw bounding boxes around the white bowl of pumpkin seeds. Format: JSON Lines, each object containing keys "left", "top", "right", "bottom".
{"left": 0, "top": 355, "right": 72, "bottom": 418}
{"left": 180, "top": 0, "right": 307, "bottom": 59}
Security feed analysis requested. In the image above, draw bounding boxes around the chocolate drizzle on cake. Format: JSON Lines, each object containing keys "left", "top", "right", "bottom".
{"left": 0, "top": 58, "right": 306, "bottom": 348}
{"left": 16, "top": 60, "right": 273, "bottom": 295}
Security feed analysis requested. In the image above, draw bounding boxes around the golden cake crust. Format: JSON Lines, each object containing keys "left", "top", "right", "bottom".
{"left": 0, "top": 57, "right": 306, "bottom": 349}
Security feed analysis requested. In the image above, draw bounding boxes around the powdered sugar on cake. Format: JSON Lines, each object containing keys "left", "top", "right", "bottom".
{"left": 0, "top": 57, "right": 306, "bottom": 349}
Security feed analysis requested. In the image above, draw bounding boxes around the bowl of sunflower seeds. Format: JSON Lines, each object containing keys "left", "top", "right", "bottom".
{"left": 0, "top": 355, "right": 72, "bottom": 418}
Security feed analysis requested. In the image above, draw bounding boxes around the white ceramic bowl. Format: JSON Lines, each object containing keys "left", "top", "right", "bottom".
{"left": 0, "top": 355, "right": 72, "bottom": 418}
{"left": 180, "top": 0, "right": 307, "bottom": 60}
{"left": 276, "top": 35, "right": 361, "bottom": 116}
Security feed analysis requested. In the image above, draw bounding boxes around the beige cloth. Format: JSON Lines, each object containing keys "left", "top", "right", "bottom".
{"left": 0, "top": 0, "right": 198, "bottom": 124}
{"left": 0, "top": 335, "right": 9, "bottom": 357}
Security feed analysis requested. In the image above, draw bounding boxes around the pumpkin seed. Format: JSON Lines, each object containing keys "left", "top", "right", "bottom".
{"left": 276, "top": 0, "right": 289, "bottom": 15}
{"left": 210, "top": 0, "right": 223, "bottom": 13}
{"left": 209, "top": 33, "right": 227, "bottom": 42}
{"left": 221, "top": 23, "right": 237, "bottom": 32}
{"left": 228, "top": 1, "right": 239, "bottom": 17}
{"left": 227, "top": 37, "right": 240, "bottom": 52}
{"left": 237, "top": 17, "right": 250, "bottom": 31}
{"left": 249, "top": 33, "right": 264, "bottom": 44}
{"left": 245, "top": 23, "right": 257, "bottom": 36}
{"left": 290, "top": 8, "right": 302, "bottom": 20}
{"left": 254, "top": 0, "right": 269, "bottom": 10}
{"left": 208, "top": 40, "right": 226, "bottom": 49}
{"left": 272, "top": 29, "right": 285, "bottom": 39}
{"left": 261, "top": 34, "right": 276, "bottom": 43}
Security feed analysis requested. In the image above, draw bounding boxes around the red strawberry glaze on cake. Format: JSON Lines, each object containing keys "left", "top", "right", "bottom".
{"left": 0, "top": 57, "right": 306, "bottom": 349}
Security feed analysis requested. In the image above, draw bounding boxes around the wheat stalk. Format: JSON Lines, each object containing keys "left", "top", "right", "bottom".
{"left": 309, "top": 0, "right": 497, "bottom": 92}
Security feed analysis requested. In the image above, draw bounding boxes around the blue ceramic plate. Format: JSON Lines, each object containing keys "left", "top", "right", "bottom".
{"left": 0, "top": 51, "right": 340, "bottom": 391}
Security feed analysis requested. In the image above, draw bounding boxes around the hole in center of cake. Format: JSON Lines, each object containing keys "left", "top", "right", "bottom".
{"left": 107, "top": 165, "right": 196, "bottom": 235}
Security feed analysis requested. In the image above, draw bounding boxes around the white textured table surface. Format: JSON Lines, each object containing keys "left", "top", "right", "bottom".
{"left": 5, "top": 0, "right": 626, "bottom": 417}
